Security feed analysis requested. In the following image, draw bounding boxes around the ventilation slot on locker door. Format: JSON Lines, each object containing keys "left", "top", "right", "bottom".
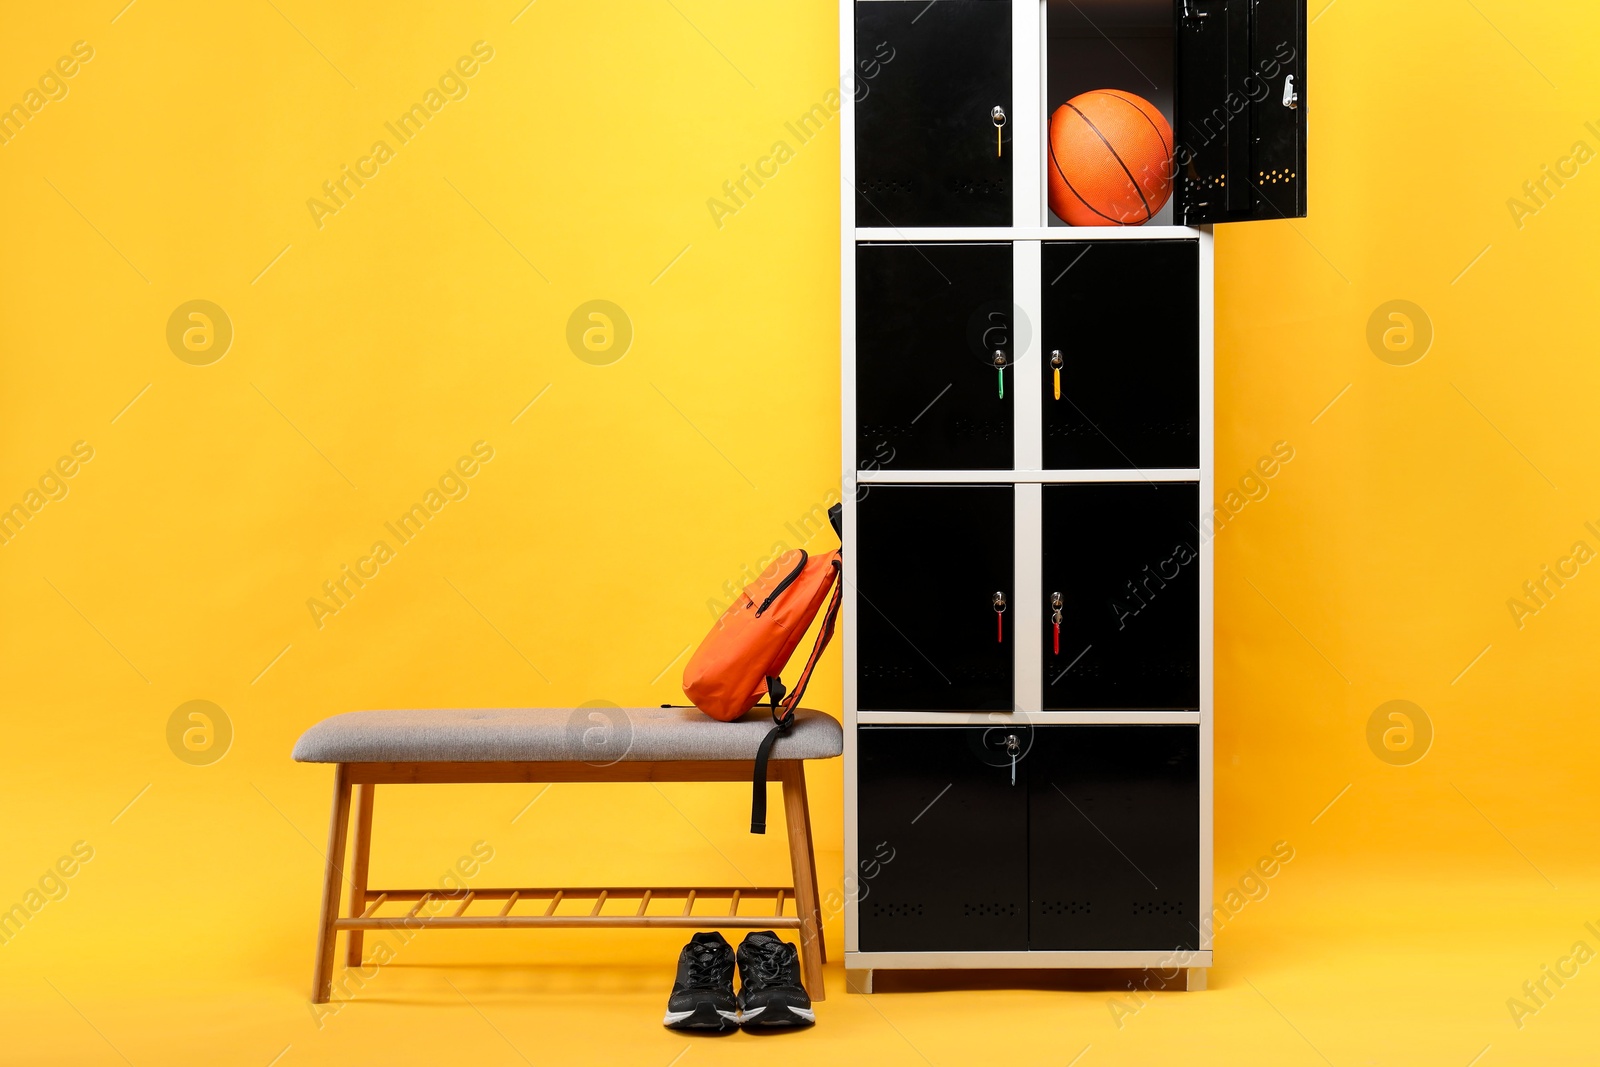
{"left": 1043, "top": 423, "right": 1098, "bottom": 444}
{"left": 1126, "top": 662, "right": 1198, "bottom": 682}
{"left": 861, "top": 418, "right": 1010, "bottom": 450}
{"left": 1183, "top": 174, "right": 1226, "bottom": 204}
{"left": 861, "top": 178, "right": 916, "bottom": 198}
{"left": 858, "top": 421, "right": 909, "bottom": 443}
{"left": 1037, "top": 900, "right": 1092, "bottom": 916}
{"left": 949, "top": 176, "right": 1007, "bottom": 200}
{"left": 953, "top": 665, "right": 1012, "bottom": 687}
{"left": 963, "top": 902, "right": 1021, "bottom": 918}
{"left": 1130, "top": 899, "right": 1185, "bottom": 916}
{"left": 860, "top": 665, "right": 918, "bottom": 683}
{"left": 951, "top": 417, "right": 1010, "bottom": 446}
{"left": 868, "top": 901, "right": 925, "bottom": 919}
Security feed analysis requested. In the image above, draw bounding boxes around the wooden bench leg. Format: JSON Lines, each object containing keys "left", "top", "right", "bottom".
{"left": 779, "top": 761, "right": 825, "bottom": 1001}
{"left": 312, "top": 764, "right": 353, "bottom": 1003}
{"left": 345, "top": 783, "right": 375, "bottom": 967}
{"left": 799, "top": 768, "right": 825, "bottom": 965}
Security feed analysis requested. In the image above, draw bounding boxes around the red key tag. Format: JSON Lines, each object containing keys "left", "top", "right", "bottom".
{"left": 992, "top": 592, "right": 1006, "bottom": 644}
{"left": 1050, "top": 593, "right": 1063, "bottom": 655}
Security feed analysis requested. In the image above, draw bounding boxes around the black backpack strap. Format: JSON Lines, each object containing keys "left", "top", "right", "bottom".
{"left": 749, "top": 562, "right": 842, "bottom": 834}
{"left": 750, "top": 689, "right": 795, "bottom": 835}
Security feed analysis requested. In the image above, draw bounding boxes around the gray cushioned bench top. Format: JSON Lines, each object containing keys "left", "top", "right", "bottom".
{"left": 292, "top": 706, "right": 842, "bottom": 764}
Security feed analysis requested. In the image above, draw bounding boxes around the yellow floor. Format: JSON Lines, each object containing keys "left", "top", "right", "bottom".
{"left": 5, "top": 853, "right": 1597, "bottom": 1065}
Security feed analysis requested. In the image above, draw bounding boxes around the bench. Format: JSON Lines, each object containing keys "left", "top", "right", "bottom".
{"left": 293, "top": 705, "right": 843, "bottom": 1003}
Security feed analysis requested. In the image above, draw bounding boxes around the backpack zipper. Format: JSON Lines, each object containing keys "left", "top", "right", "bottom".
{"left": 755, "top": 550, "right": 808, "bottom": 617}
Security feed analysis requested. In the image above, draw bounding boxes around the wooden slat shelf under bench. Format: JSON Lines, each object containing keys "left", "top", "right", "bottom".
{"left": 334, "top": 886, "right": 802, "bottom": 930}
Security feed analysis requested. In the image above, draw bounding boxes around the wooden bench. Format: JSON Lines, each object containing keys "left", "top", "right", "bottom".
{"left": 293, "top": 706, "right": 842, "bottom": 1003}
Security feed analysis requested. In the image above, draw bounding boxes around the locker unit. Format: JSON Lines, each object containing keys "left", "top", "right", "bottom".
{"left": 841, "top": 0, "right": 1306, "bottom": 991}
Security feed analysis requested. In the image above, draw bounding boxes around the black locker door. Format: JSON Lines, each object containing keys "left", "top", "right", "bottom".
{"left": 1175, "top": 0, "right": 1307, "bottom": 223}
{"left": 1028, "top": 725, "right": 1200, "bottom": 950}
{"left": 854, "top": 1, "right": 1011, "bottom": 226}
{"left": 857, "top": 485, "right": 1013, "bottom": 710}
{"left": 1040, "top": 241, "right": 1198, "bottom": 470}
{"left": 858, "top": 726, "right": 1029, "bottom": 951}
{"left": 1042, "top": 483, "right": 1199, "bottom": 710}
{"left": 857, "top": 243, "right": 1013, "bottom": 472}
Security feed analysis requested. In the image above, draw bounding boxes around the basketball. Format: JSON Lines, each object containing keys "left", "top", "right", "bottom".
{"left": 1047, "top": 90, "right": 1174, "bottom": 226}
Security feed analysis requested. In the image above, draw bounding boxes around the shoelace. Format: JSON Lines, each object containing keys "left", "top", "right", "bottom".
{"left": 744, "top": 940, "right": 796, "bottom": 988}
{"left": 685, "top": 948, "right": 731, "bottom": 989}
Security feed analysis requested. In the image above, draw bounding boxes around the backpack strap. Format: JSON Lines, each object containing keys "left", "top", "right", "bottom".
{"left": 750, "top": 561, "right": 842, "bottom": 834}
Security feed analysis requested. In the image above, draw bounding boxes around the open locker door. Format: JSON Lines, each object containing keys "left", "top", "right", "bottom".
{"left": 1174, "top": 0, "right": 1306, "bottom": 224}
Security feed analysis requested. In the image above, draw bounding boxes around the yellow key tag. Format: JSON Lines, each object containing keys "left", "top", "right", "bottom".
{"left": 991, "top": 106, "right": 1006, "bottom": 158}
{"left": 1053, "top": 366, "right": 1061, "bottom": 400}
{"left": 1050, "top": 350, "right": 1063, "bottom": 400}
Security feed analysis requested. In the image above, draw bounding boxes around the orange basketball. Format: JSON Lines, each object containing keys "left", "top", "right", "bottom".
{"left": 1047, "top": 90, "right": 1173, "bottom": 226}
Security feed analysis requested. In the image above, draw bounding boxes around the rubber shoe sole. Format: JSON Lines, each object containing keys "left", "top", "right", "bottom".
{"left": 663, "top": 1004, "right": 741, "bottom": 1033}
{"left": 739, "top": 1002, "right": 816, "bottom": 1030}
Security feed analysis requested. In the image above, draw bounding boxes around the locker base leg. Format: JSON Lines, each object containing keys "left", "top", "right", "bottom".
{"left": 1186, "top": 967, "right": 1207, "bottom": 991}
{"left": 846, "top": 968, "right": 874, "bottom": 995}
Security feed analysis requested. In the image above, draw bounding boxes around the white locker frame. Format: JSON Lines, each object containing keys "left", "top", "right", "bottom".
{"left": 840, "top": 0, "right": 1214, "bottom": 990}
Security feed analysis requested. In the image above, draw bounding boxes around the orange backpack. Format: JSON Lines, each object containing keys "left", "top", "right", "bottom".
{"left": 682, "top": 505, "right": 843, "bottom": 833}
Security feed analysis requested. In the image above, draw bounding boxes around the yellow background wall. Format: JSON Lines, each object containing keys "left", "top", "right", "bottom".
{"left": 2, "top": 1, "right": 1598, "bottom": 1064}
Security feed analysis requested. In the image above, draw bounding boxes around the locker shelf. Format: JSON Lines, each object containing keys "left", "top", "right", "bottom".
{"left": 855, "top": 226, "right": 1202, "bottom": 242}
{"left": 852, "top": 468, "right": 1202, "bottom": 485}
{"left": 845, "top": 949, "right": 1212, "bottom": 970}
{"left": 854, "top": 710, "right": 1201, "bottom": 725}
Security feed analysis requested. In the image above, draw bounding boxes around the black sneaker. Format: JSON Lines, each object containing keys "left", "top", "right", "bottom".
{"left": 736, "top": 931, "right": 815, "bottom": 1030}
{"left": 663, "top": 932, "right": 740, "bottom": 1033}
